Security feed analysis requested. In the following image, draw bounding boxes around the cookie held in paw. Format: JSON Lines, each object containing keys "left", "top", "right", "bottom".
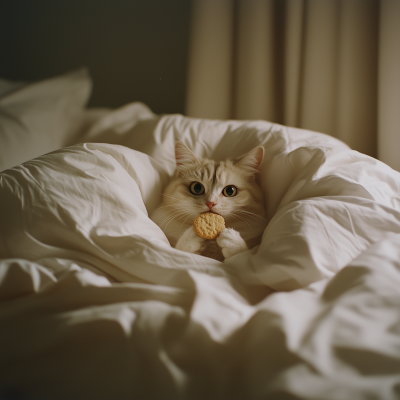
{"left": 193, "top": 212, "right": 225, "bottom": 240}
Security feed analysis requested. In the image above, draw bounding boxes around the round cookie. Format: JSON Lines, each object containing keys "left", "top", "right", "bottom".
{"left": 193, "top": 212, "right": 225, "bottom": 240}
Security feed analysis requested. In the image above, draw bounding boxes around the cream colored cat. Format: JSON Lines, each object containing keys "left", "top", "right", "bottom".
{"left": 150, "top": 141, "right": 268, "bottom": 261}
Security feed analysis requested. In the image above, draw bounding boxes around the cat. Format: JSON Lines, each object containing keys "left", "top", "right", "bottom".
{"left": 150, "top": 141, "right": 268, "bottom": 261}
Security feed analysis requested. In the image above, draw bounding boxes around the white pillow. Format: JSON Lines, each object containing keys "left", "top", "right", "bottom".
{"left": 0, "top": 68, "right": 92, "bottom": 171}
{"left": 0, "top": 79, "right": 25, "bottom": 98}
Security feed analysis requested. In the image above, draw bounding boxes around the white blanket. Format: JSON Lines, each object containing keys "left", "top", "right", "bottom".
{"left": 1, "top": 105, "right": 400, "bottom": 399}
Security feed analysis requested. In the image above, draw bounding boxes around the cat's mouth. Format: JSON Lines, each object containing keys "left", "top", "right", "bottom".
{"left": 200, "top": 210, "right": 221, "bottom": 216}
{"left": 208, "top": 210, "right": 223, "bottom": 216}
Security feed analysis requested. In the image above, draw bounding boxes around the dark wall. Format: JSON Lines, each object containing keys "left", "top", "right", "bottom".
{"left": 0, "top": 0, "right": 192, "bottom": 113}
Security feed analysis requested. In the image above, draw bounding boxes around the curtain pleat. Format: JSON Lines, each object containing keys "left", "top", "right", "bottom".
{"left": 283, "top": 0, "right": 305, "bottom": 127}
{"left": 234, "top": 0, "right": 277, "bottom": 121}
{"left": 186, "top": 0, "right": 234, "bottom": 119}
{"left": 299, "top": 0, "right": 340, "bottom": 138}
{"left": 186, "top": 0, "right": 399, "bottom": 170}
{"left": 378, "top": 0, "right": 400, "bottom": 171}
{"left": 335, "top": 0, "right": 378, "bottom": 157}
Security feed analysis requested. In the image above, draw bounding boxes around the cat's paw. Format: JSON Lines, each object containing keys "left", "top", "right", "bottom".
{"left": 175, "top": 226, "right": 205, "bottom": 254}
{"left": 216, "top": 228, "right": 248, "bottom": 259}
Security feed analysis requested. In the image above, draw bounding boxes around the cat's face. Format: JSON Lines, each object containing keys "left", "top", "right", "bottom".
{"left": 162, "top": 142, "right": 266, "bottom": 224}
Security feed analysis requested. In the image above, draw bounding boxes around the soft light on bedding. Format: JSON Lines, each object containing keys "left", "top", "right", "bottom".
{"left": 0, "top": 69, "right": 93, "bottom": 172}
{"left": 1, "top": 74, "right": 400, "bottom": 399}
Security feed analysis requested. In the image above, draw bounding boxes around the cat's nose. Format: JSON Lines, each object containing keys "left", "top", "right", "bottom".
{"left": 206, "top": 202, "right": 216, "bottom": 210}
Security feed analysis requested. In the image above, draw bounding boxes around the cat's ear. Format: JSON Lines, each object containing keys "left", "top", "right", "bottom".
{"left": 175, "top": 140, "right": 199, "bottom": 170}
{"left": 235, "top": 146, "right": 265, "bottom": 176}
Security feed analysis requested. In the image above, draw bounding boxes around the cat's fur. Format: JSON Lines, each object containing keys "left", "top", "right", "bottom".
{"left": 150, "top": 141, "right": 268, "bottom": 261}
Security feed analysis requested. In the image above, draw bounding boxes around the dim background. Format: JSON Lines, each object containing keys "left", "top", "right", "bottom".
{"left": 0, "top": 0, "right": 191, "bottom": 113}
{"left": 1, "top": 0, "right": 399, "bottom": 170}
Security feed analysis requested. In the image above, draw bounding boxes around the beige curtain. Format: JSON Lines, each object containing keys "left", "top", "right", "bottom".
{"left": 186, "top": 0, "right": 400, "bottom": 172}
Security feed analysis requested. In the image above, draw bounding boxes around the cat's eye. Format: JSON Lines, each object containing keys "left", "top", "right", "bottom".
{"left": 190, "top": 182, "right": 205, "bottom": 195}
{"left": 222, "top": 185, "right": 237, "bottom": 197}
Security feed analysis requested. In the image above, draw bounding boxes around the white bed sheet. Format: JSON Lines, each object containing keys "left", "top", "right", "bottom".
{"left": 1, "top": 104, "right": 400, "bottom": 399}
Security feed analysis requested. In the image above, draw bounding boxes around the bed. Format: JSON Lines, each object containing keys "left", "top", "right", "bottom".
{"left": 1, "top": 70, "right": 400, "bottom": 399}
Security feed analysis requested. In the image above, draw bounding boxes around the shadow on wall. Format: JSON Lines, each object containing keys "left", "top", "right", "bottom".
{"left": 0, "top": 0, "right": 192, "bottom": 114}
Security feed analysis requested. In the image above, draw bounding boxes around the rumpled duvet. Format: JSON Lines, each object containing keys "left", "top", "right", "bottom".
{"left": 1, "top": 105, "right": 400, "bottom": 399}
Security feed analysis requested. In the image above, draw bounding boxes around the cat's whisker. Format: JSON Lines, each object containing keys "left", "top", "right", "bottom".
{"left": 159, "top": 209, "right": 179, "bottom": 224}
{"left": 160, "top": 208, "right": 190, "bottom": 226}
{"left": 235, "top": 210, "right": 270, "bottom": 226}
{"left": 230, "top": 213, "right": 245, "bottom": 225}
{"left": 160, "top": 193, "right": 184, "bottom": 202}
{"left": 161, "top": 214, "right": 182, "bottom": 229}
{"left": 158, "top": 204, "right": 192, "bottom": 218}
{"left": 164, "top": 211, "right": 191, "bottom": 230}
{"left": 161, "top": 210, "right": 186, "bottom": 224}
{"left": 236, "top": 209, "right": 270, "bottom": 221}
{"left": 156, "top": 203, "right": 188, "bottom": 210}
{"left": 230, "top": 214, "right": 240, "bottom": 222}
{"left": 231, "top": 212, "right": 251, "bottom": 228}
{"left": 241, "top": 218, "right": 268, "bottom": 227}
{"left": 235, "top": 210, "right": 261, "bottom": 221}
{"left": 181, "top": 212, "right": 195, "bottom": 228}
{"left": 159, "top": 209, "right": 185, "bottom": 227}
